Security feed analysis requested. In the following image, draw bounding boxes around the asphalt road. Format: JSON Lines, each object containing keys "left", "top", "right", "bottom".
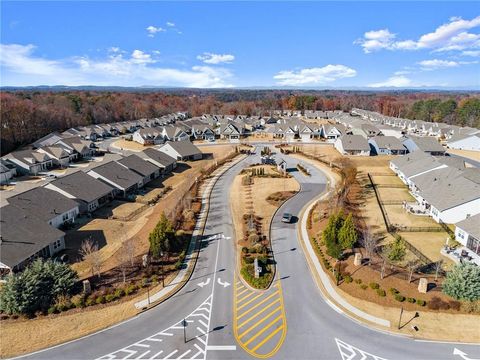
{"left": 16, "top": 145, "right": 480, "bottom": 360}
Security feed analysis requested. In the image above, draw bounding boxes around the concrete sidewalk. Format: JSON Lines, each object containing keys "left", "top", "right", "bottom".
{"left": 297, "top": 172, "right": 391, "bottom": 328}
{"left": 134, "top": 155, "right": 247, "bottom": 309}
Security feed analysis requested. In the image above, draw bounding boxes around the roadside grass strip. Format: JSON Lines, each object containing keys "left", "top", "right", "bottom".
{"left": 96, "top": 295, "right": 213, "bottom": 360}
{"left": 233, "top": 278, "right": 287, "bottom": 358}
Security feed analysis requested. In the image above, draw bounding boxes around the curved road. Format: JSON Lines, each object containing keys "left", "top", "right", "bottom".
{"left": 17, "top": 145, "right": 480, "bottom": 360}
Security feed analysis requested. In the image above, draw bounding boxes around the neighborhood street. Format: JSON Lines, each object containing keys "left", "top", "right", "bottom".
{"left": 15, "top": 146, "right": 480, "bottom": 360}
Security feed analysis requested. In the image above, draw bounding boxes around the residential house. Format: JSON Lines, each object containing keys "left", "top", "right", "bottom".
{"left": 142, "top": 148, "right": 177, "bottom": 174}
{"left": 0, "top": 159, "right": 17, "bottom": 184}
{"left": 447, "top": 133, "right": 480, "bottom": 151}
{"left": 37, "top": 146, "right": 71, "bottom": 167}
{"left": 8, "top": 187, "right": 80, "bottom": 229}
{"left": 159, "top": 141, "right": 203, "bottom": 161}
{"left": 368, "top": 136, "right": 407, "bottom": 155}
{"left": 87, "top": 161, "right": 144, "bottom": 197}
{"left": 219, "top": 122, "right": 244, "bottom": 141}
{"left": 4, "top": 149, "right": 53, "bottom": 175}
{"left": 162, "top": 126, "right": 190, "bottom": 142}
{"left": 299, "top": 124, "right": 314, "bottom": 142}
{"left": 45, "top": 171, "right": 114, "bottom": 214}
{"left": 402, "top": 136, "right": 446, "bottom": 156}
{"left": 334, "top": 135, "right": 370, "bottom": 156}
{"left": 117, "top": 154, "right": 161, "bottom": 186}
{"left": 455, "top": 213, "right": 480, "bottom": 256}
{"left": 0, "top": 204, "right": 66, "bottom": 273}
{"left": 320, "top": 124, "right": 346, "bottom": 141}
{"left": 132, "top": 128, "right": 164, "bottom": 145}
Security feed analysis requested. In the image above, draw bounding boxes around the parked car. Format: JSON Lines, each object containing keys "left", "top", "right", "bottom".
{"left": 44, "top": 173, "right": 57, "bottom": 179}
{"left": 281, "top": 212, "right": 293, "bottom": 223}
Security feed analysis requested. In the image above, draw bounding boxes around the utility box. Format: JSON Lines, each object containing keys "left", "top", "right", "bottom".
{"left": 354, "top": 253, "right": 362, "bottom": 266}
{"left": 83, "top": 280, "right": 91, "bottom": 294}
{"left": 254, "top": 258, "right": 261, "bottom": 278}
{"left": 418, "top": 278, "right": 428, "bottom": 294}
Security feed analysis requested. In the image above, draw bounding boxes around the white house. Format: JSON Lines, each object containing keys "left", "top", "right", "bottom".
{"left": 447, "top": 133, "right": 480, "bottom": 151}
{"left": 334, "top": 135, "right": 370, "bottom": 156}
{"left": 369, "top": 136, "right": 407, "bottom": 155}
{"left": 159, "top": 140, "right": 203, "bottom": 161}
{"left": 4, "top": 149, "right": 53, "bottom": 175}
{"left": 455, "top": 213, "right": 480, "bottom": 256}
{"left": 133, "top": 128, "right": 164, "bottom": 145}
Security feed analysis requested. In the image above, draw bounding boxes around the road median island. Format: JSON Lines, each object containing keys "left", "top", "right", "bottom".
{"left": 0, "top": 153, "right": 247, "bottom": 359}
{"left": 295, "top": 152, "right": 480, "bottom": 343}
{"left": 230, "top": 163, "right": 299, "bottom": 290}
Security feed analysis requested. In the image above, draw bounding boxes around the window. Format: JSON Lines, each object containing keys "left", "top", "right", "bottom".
{"left": 53, "top": 239, "right": 62, "bottom": 250}
{"left": 62, "top": 213, "right": 69, "bottom": 221}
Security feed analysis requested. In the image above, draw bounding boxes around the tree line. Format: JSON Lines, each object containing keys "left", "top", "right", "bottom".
{"left": 1, "top": 90, "right": 479, "bottom": 155}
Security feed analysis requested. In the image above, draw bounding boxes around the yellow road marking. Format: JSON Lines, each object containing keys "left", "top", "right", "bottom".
{"left": 237, "top": 290, "right": 257, "bottom": 304}
{"left": 238, "top": 298, "right": 281, "bottom": 328}
{"left": 237, "top": 291, "right": 268, "bottom": 310}
{"left": 250, "top": 325, "right": 285, "bottom": 352}
{"left": 238, "top": 307, "right": 281, "bottom": 339}
{"left": 237, "top": 291, "right": 279, "bottom": 319}
{"left": 243, "top": 315, "right": 283, "bottom": 347}
{"left": 236, "top": 287, "right": 250, "bottom": 297}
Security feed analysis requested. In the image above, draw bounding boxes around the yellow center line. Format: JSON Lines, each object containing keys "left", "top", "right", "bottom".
{"left": 237, "top": 291, "right": 280, "bottom": 319}
{"left": 250, "top": 325, "right": 285, "bottom": 353}
{"left": 243, "top": 315, "right": 283, "bottom": 347}
{"left": 238, "top": 290, "right": 278, "bottom": 311}
{"left": 237, "top": 290, "right": 257, "bottom": 304}
{"left": 238, "top": 306, "right": 281, "bottom": 339}
{"left": 238, "top": 298, "right": 281, "bottom": 329}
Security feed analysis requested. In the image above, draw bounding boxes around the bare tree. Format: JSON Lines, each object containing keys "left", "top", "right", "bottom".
{"left": 117, "top": 237, "right": 136, "bottom": 284}
{"left": 360, "top": 225, "right": 378, "bottom": 266}
{"left": 407, "top": 260, "right": 419, "bottom": 283}
{"left": 434, "top": 260, "right": 443, "bottom": 281}
{"left": 79, "top": 238, "right": 102, "bottom": 278}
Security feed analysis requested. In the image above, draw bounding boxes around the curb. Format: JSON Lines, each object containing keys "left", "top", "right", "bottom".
{"left": 134, "top": 154, "right": 248, "bottom": 310}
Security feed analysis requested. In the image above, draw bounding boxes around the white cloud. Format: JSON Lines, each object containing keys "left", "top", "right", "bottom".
{"left": 197, "top": 52, "right": 235, "bottom": 64}
{"left": 273, "top": 65, "right": 357, "bottom": 86}
{"left": 368, "top": 75, "right": 413, "bottom": 88}
{"left": 462, "top": 50, "right": 480, "bottom": 57}
{"left": 166, "top": 22, "right": 175, "bottom": 27}
{"left": 418, "top": 59, "right": 459, "bottom": 70}
{"left": 394, "top": 70, "right": 411, "bottom": 75}
{"left": 146, "top": 25, "right": 166, "bottom": 37}
{"left": 130, "top": 50, "right": 154, "bottom": 64}
{"left": 1, "top": 43, "right": 233, "bottom": 88}
{"left": 356, "top": 15, "right": 480, "bottom": 53}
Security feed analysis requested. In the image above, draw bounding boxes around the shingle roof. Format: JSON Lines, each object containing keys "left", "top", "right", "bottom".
{"left": 162, "top": 140, "right": 201, "bottom": 157}
{"left": 142, "top": 148, "right": 177, "bottom": 167}
{"left": 7, "top": 187, "right": 79, "bottom": 222}
{"left": 405, "top": 136, "right": 445, "bottom": 153}
{"left": 0, "top": 204, "right": 65, "bottom": 269}
{"left": 338, "top": 135, "right": 370, "bottom": 151}
{"left": 49, "top": 171, "right": 113, "bottom": 203}
{"left": 456, "top": 213, "right": 480, "bottom": 240}
{"left": 117, "top": 154, "right": 160, "bottom": 177}
{"left": 369, "top": 136, "right": 405, "bottom": 151}
{"left": 89, "top": 161, "right": 143, "bottom": 190}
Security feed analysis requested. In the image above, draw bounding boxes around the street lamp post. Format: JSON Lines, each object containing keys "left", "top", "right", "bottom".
{"left": 160, "top": 251, "right": 165, "bottom": 288}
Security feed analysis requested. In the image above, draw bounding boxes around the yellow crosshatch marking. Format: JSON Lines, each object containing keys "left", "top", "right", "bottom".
{"left": 233, "top": 277, "right": 287, "bottom": 358}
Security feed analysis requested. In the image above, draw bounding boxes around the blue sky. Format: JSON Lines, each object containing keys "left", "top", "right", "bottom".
{"left": 1, "top": 1, "right": 479, "bottom": 89}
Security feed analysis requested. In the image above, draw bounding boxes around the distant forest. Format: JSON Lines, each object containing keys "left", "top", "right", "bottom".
{"left": 1, "top": 89, "right": 479, "bottom": 155}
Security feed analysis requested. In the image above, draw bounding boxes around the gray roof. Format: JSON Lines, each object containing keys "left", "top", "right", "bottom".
{"left": 398, "top": 156, "right": 443, "bottom": 178}
{"left": 404, "top": 136, "right": 445, "bottom": 153}
{"left": 7, "top": 187, "right": 79, "bottom": 223}
{"left": 49, "top": 171, "right": 113, "bottom": 203}
{"left": 338, "top": 135, "right": 370, "bottom": 151}
{"left": 162, "top": 140, "right": 201, "bottom": 157}
{"left": 0, "top": 204, "right": 65, "bottom": 269}
{"left": 369, "top": 136, "right": 405, "bottom": 151}
{"left": 456, "top": 213, "right": 480, "bottom": 239}
{"left": 390, "top": 150, "right": 430, "bottom": 169}
{"left": 117, "top": 154, "right": 160, "bottom": 177}
{"left": 420, "top": 176, "right": 480, "bottom": 212}
{"left": 142, "top": 148, "right": 177, "bottom": 167}
{"left": 89, "top": 161, "right": 143, "bottom": 190}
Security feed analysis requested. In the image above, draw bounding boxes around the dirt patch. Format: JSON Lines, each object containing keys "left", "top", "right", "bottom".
{"left": 447, "top": 149, "right": 480, "bottom": 162}
{"left": 112, "top": 138, "right": 151, "bottom": 151}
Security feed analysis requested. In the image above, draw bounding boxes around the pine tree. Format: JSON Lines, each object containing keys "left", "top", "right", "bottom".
{"left": 338, "top": 213, "right": 357, "bottom": 251}
{"left": 443, "top": 263, "right": 480, "bottom": 301}
{"left": 149, "top": 212, "right": 175, "bottom": 258}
